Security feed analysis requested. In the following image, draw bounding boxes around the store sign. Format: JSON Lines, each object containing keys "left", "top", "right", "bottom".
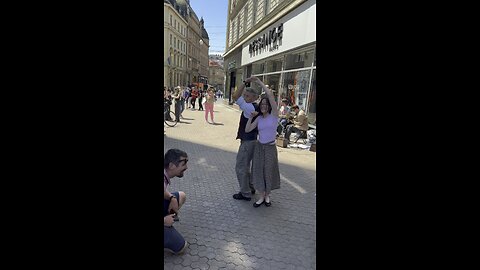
{"left": 228, "top": 61, "right": 236, "bottom": 70}
{"left": 248, "top": 23, "right": 283, "bottom": 55}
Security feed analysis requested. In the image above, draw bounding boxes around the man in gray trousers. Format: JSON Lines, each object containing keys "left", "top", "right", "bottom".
{"left": 232, "top": 77, "right": 262, "bottom": 201}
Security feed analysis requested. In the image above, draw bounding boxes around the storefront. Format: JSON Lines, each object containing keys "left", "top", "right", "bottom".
{"left": 224, "top": 48, "right": 243, "bottom": 105}
{"left": 240, "top": 0, "right": 316, "bottom": 124}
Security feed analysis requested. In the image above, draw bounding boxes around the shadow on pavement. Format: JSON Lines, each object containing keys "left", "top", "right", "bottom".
{"left": 164, "top": 136, "right": 316, "bottom": 269}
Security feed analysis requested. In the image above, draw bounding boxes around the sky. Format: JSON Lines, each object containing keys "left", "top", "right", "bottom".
{"left": 189, "top": 0, "right": 229, "bottom": 55}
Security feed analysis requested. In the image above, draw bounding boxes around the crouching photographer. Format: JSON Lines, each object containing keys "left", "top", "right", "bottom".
{"left": 163, "top": 149, "right": 189, "bottom": 255}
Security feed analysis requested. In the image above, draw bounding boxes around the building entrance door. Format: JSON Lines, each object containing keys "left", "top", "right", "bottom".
{"left": 228, "top": 72, "right": 236, "bottom": 104}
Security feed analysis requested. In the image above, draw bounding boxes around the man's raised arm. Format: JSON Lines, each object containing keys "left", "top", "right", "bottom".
{"left": 232, "top": 81, "right": 245, "bottom": 102}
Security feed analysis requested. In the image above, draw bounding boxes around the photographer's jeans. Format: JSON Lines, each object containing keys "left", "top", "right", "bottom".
{"left": 164, "top": 226, "right": 185, "bottom": 253}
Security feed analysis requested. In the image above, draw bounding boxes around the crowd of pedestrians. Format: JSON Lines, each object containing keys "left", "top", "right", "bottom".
{"left": 164, "top": 85, "right": 223, "bottom": 125}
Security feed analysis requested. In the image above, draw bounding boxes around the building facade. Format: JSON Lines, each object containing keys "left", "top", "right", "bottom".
{"left": 164, "top": 0, "right": 188, "bottom": 88}
{"left": 223, "top": 0, "right": 316, "bottom": 124}
{"left": 185, "top": 3, "right": 210, "bottom": 90}
{"left": 164, "top": 0, "right": 210, "bottom": 89}
{"left": 208, "top": 55, "right": 225, "bottom": 93}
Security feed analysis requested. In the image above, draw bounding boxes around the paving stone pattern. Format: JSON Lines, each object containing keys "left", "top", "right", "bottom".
{"left": 164, "top": 100, "right": 316, "bottom": 269}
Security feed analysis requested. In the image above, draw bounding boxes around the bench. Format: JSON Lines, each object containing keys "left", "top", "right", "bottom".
{"left": 294, "top": 130, "right": 308, "bottom": 144}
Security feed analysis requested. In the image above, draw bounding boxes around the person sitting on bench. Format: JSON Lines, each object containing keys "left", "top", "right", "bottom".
{"left": 277, "top": 99, "right": 291, "bottom": 136}
{"left": 284, "top": 105, "right": 308, "bottom": 143}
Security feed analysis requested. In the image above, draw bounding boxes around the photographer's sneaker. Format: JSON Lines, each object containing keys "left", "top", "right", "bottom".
{"left": 164, "top": 241, "right": 188, "bottom": 255}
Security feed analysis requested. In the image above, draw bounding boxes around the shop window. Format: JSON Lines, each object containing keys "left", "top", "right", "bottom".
{"left": 306, "top": 70, "right": 316, "bottom": 124}
{"left": 252, "top": 62, "right": 265, "bottom": 75}
{"left": 280, "top": 70, "right": 310, "bottom": 111}
{"left": 263, "top": 74, "right": 281, "bottom": 105}
{"left": 266, "top": 58, "right": 283, "bottom": 73}
{"left": 246, "top": 64, "right": 252, "bottom": 78}
{"left": 284, "top": 49, "right": 315, "bottom": 70}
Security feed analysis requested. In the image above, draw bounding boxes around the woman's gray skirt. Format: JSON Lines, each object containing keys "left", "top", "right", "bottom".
{"left": 252, "top": 141, "right": 281, "bottom": 193}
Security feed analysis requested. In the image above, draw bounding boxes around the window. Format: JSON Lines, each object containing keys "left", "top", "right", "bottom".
{"left": 170, "top": 34, "right": 172, "bottom": 45}
{"left": 284, "top": 49, "right": 315, "bottom": 70}
{"left": 232, "top": 18, "right": 237, "bottom": 44}
{"left": 228, "top": 20, "right": 233, "bottom": 47}
{"left": 256, "top": 0, "right": 266, "bottom": 24}
{"left": 266, "top": 58, "right": 283, "bottom": 73}
{"left": 246, "top": 0, "right": 254, "bottom": 31}
{"left": 252, "top": 61, "right": 265, "bottom": 75}
{"left": 281, "top": 70, "right": 311, "bottom": 111}
{"left": 238, "top": 8, "right": 244, "bottom": 39}
{"left": 306, "top": 70, "right": 316, "bottom": 124}
{"left": 268, "top": 0, "right": 279, "bottom": 14}
{"left": 264, "top": 74, "right": 281, "bottom": 104}
{"left": 170, "top": 15, "right": 172, "bottom": 25}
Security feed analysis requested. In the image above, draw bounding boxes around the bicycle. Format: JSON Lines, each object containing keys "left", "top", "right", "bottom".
{"left": 164, "top": 101, "right": 177, "bottom": 127}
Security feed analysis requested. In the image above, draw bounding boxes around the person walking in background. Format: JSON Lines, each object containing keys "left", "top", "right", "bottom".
{"left": 178, "top": 86, "right": 185, "bottom": 119}
{"left": 231, "top": 77, "right": 262, "bottom": 201}
{"left": 190, "top": 87, "right": 198, "bottom": 110}
{"left": 185, "top": 87, "right": 191, "bottom": 109}
{"left": 172, "top": 86, "right": 182, "bottom": 122}
{"left": 164, "top": 88, "right": 173, "bottom": 121}
{"left": 204, "top": 87, "right": 216, "bottom": 124}
{"left": 245, "top": 76, "right": 281, "bottom": 208}
{"left": 277, "top": 98, "right": 291, "bottom": 136}
{"left": 198, "top": 89, "right": 204, "bottom": 111}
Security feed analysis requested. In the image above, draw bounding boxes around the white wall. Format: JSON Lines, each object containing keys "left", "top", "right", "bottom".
{"left": 241, "top": 0, "right": 316, "bottom": 65}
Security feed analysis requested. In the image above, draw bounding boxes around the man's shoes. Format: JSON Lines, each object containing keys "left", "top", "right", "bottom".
{"left": 233, "top": 192, "right": 251, "bottom": 201}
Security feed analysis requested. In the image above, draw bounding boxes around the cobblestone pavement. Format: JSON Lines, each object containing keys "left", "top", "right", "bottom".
{"left": 164, "top": 99, "right": 316, "bottom": 269}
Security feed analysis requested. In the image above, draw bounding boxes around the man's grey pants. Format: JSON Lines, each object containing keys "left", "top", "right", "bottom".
{"left": 235, "top": 140, "right": 256, "bottom": 198}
